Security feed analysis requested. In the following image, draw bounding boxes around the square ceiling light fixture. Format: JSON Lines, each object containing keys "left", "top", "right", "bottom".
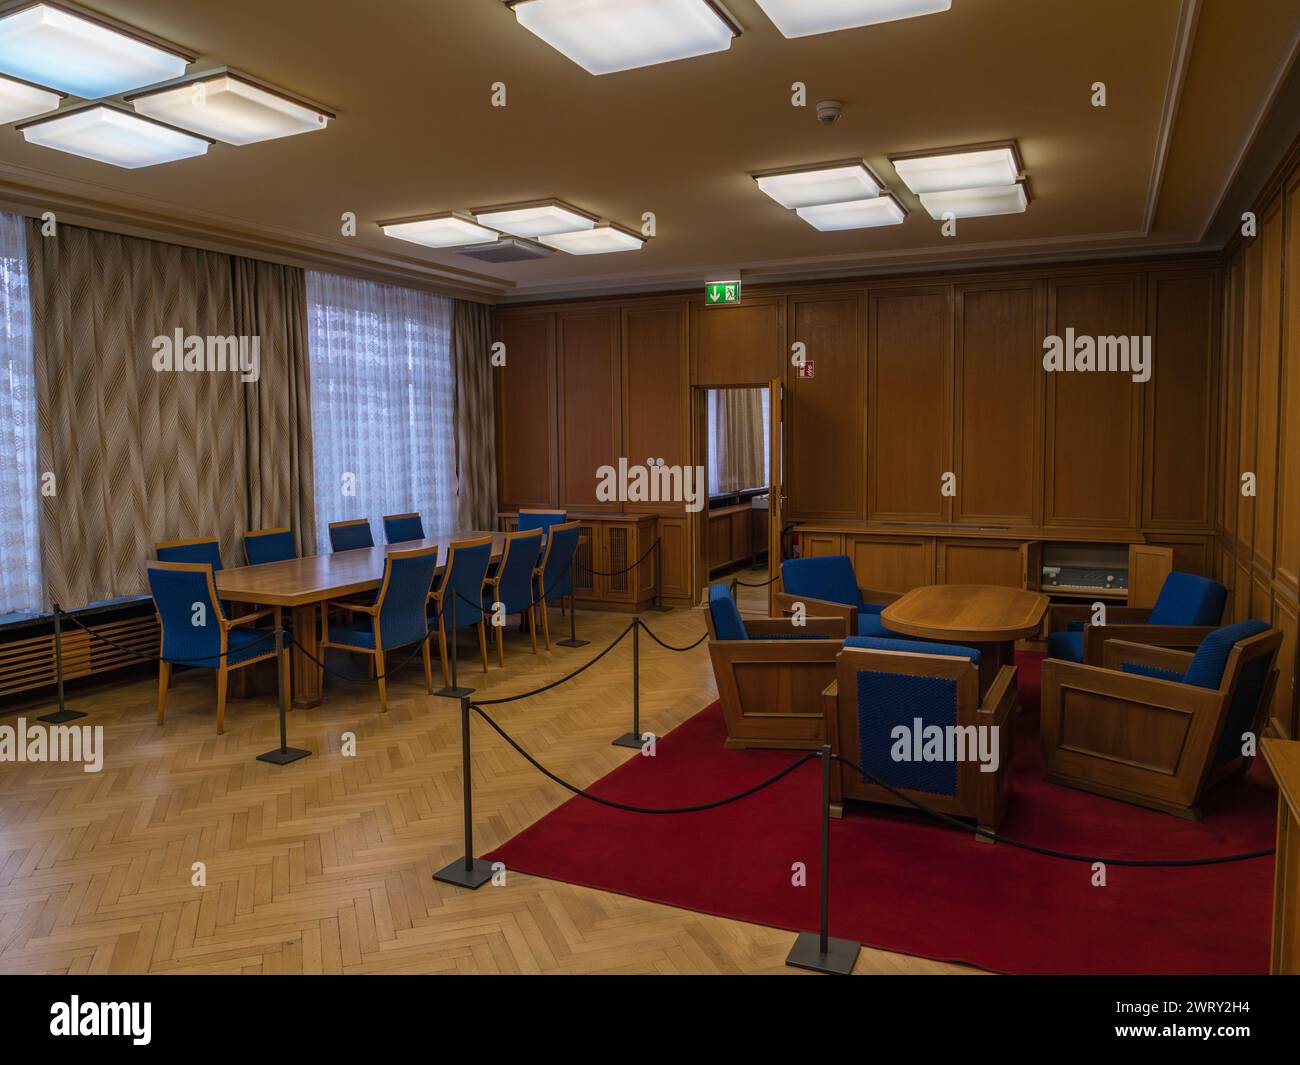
{"left": 127, "top": 70, "right": 332, "bottom": 146}
{"left": 506, "top": 0, "right": 740, "bottom": 75}
{"left": 755, "top": 0, "right": 951, "bottom": 38}
{"left": 540, "top": 222, "right": 644, "bottom": 254}
{"left": 755, "top": 160, "right": 883, "bottom": 210}
{"left": 891, "top": 145, "right": 1021, "bottom": 195}
{"left": 0, "top": 71, "right": 60, "bottom": 124}
{"left": 17, "top": 104, "right": 210, "bottom": 168}
{"left": 0, "top": 2, "right": 190, "bottom": 98}
{"left": 797, "top": 194, "right": 905, "bottom": 231}
{"left": 475, "top": 200, "right": 599, "bottom": 238}
{"left": 381, "top": 212, "right": 501, "bottom": 249}
{"left": 919, "top": 183, "right": 1029, "bottom": 220}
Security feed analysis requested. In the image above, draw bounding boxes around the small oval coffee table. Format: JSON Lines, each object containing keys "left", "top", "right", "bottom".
{"left": 881, "top": 584, "right": 1050, "bottom": 692}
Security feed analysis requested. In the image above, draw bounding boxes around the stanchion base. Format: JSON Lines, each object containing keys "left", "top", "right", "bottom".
{"left": 433, "top": 856, "right": 494, "bottom": 889}
{"left": 611, "top": 732, "right": 644, "bottom": 750}
{"left": 785, "top": 932, "right": 861, "bottom": 976}
{"left": 37, "top": 709, "right": 88, "bottom": 724}
{"left": 556, "top": 638, "right": 590, "bottom": 648}
{"left": 256, "top": 747, "right": 311, "bottom": 766}
{"left": 436, "top": 685, "right": 475, "bottom": 698}
{"left": 647, "top": 604, "right": 672, "bottom": 613}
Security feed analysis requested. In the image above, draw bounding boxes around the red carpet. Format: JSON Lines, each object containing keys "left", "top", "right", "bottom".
{"left": 485, "top": 653, "right": 1278, "bottom": 974}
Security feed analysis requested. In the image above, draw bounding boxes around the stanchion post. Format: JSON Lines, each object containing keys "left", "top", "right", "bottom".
{"left": 437, "top": 593, "right": 474, "bottom": 698}
{"left": 786, "top": 745, "right": 860, "bottom": 975}
{"left": 612, "top": 618, "right": 644, "bottom": 749}
{"left": 258, "top": 626, "right": 310, "bottom": 766}
{"left": 557, "top": 562, "right": 589, "bottom": 648}
{"left": 433, "top": 695, "right": 494, "bottom": 889}
{"left": 38, "top": 605, "right": 88, "bottom": 724}
{"left": 648, "top": 539, "right": 671, "bottom": 613}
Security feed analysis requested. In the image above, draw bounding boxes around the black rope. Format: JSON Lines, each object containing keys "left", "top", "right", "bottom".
{"left": 831, "top": 754, "right": 1273, "bottom": 867}
{"left": 573, "top": 537, "right": 660, "bottom": 578}
{"left": 288, "top": 627, "right": 438, "bottom": 683}
{"left": 730, "top": 572, "right": 781, "bottom": 589}
{"left": 473, "top": 704, "right": 817, "bottom": 813}
{"left": 447, "top": 555, "right": 575, "bottom": 619}
{"left": 55, "top": 607, "right": 278, "bottom": 665}
{"left": 473, "top": 622, "right": 637, "bottom": 705}
{"left": 635, "top": 618, "right": 709, "bottom": 653}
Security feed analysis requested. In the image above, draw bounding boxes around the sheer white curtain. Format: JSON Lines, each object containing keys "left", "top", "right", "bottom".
{"left": 0, "top": 211, "right": 41, "bottom": 616}
{"left": 306, "top": 272, "right": 457, "bottom": 549}
{"left": 707, "top": 387, "right": 771, "bottom": 496}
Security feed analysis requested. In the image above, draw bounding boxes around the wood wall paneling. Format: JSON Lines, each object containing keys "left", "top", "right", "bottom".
{"left": 495, "top": 313, "right": 558, "bottom": 509}
{"left": 622, "top": 304, "right": 689, "bottom": 505}
{"left": 1256, "top": 199, "right": 1285, "bottom": 573}
{"left": 1238, "top": 239, "right": 1262, "bottom": 551}
{"left": 1279, "top": 173, "right": 1300, "bottom": 597}
{"left": 692, "top": 299, "right": 784, "bottom": 387}
{"left": 557, "top": 309, "right": 622, "bottom": 511}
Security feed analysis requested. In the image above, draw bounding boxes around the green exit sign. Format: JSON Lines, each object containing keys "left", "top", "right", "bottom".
{"left": 706, "top": 279, "right": 742, "bottom": 305}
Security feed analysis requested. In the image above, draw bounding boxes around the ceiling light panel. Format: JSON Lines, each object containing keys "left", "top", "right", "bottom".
{"left": 892, "top": 146, "right": 1020, "bottom": 195}
{"left": 756, "top": 163, "right": 881, "bottom": 209}
{"left": 18, "top": 105, "right": 209, "bottom": 169}
{"left": 475, "top": 202, "right": 597, "bottom": 238}
{"left": 755, "top": 0, "right": 951, "bottom": 38}
{"left": 919, "top": 183, "right": 1029, "bottom": 220}
{"left": 796, "top": 195, "right": 905, "bottom": 230}
{"left": 129, "top": 73, "right": 330, "bottom": 146}
{"left": 382, "top": 214, "right": 500, "bottom": 249}
{"left": 540, "top": 224, "right": 644, "bottom": 254}
{"left": 0, "top": 72, "right": 59, "bottom": 123}
{"left": 0, "top": 2, "right": 189, "bottom": 98}
{"left": 509, "top": 0, "right": 738, "bottom": 75}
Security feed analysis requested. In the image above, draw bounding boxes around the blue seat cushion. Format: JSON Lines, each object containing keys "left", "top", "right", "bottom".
{"left": 845, "top": 635, "right": 980, "bottom": 663}
{"left": 856, "top": 612, "right": 895, "bottom": 638}
{"left": 1182, "top": 620, "right": 1270, "bottom": 689}
{"left": 1120, "top": 663, "right": 1185, "bottom": 683}
{"left": 708, "top": 583, "right": 748, "bottom": 641}
{"left": 1149, "top": 572, "right": 1227, "bottom": 626}
{"left": 1047, "top": 629, "right": 1084, "bottom": 662}
{"left": 225, "top": 628, "right": 277, "bottom": 667}
{"left": 330, "top": 622, "right": 377, "bottom": 650}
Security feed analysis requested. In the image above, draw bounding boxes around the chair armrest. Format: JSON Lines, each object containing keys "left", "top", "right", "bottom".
{"left": 1099, "top": 640, "right": 1195, "bottom": 674}
{"left": 1048, "top": 603, "right": 1150, "bottom": 633}
{"left": 978, "top": 664, "right": 1017, "bottom": 724}
{"left": 1083, "top": 624, "right": 1215, "bottom": 665}
{"left": 1041, "top": 657, "right": 1218, "bottom": 710}
{"left": 772, "top": 591, "right": 857, "bottom": 634}
{"left": 859, "top": 586, "right": 901, "bottom": 608}
{"left": 325, "top": 598, "right": 378, "bottom": 616}
{"left": 223, "top": 607, "right": 275, "bottom": 630}
{"left": 746, "top": 616, "right": 849, "bottom": 639}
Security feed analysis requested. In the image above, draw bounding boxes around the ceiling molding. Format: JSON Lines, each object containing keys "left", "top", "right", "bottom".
{"left": 1143, "top": 0, "right": 1200, "bottom": 234}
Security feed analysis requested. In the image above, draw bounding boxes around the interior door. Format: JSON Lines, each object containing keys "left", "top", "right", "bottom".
{"left": 768, "top": 377, "right": 784, "bottom": 614}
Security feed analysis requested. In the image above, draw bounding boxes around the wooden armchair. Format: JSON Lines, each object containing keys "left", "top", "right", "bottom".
{"left": 705, "top": 583, "right": 848, "bottom": 750}
{"left": 772, "top": 554, "right": 900, "bottom": 639}
{"left": 1041, "top": 620, "right": 1281, "bottom": 819}
{"left": 822, "top": 639, "right": 1017, "bottom": 838}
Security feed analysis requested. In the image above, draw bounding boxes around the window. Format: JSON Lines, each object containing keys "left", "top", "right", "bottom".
{"left": 706, "top": 386, "right": 771, "bottom": 497}
{"left": 0, "top": 211, "right": 42, "bottom": 617}
{"left": 306, "top": 272, "right": 457, "bottom": 548}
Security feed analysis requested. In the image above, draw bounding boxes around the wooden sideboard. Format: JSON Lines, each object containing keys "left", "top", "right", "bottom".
{"left": 707, "top": 499, "right": 769, "bottom": 575}
{"left": 1262, "top": 738, "right": 1300, "bottom": 974}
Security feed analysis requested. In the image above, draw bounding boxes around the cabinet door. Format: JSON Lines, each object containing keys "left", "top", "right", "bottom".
{"left": 848, "top": 537, "right": 935, "bottom": 595}
{"left": 1128, "top": 544, "right": 1174, "bottom": 610}
{"left": 656, "top": 515, "right": 692, "bottom": 603}
{"left": 936, "top": 540, "right": 1025, "bottom": 588}
{"left": 557, "top": 309, "right": 621, "bottom": 511}
{"left": 800, "top": 532, "right": 844, "bottom": 558}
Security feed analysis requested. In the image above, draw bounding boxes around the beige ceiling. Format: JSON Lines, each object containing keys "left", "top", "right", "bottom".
{"left": 1, "top": 0, "right": 1297, "bottom": 303}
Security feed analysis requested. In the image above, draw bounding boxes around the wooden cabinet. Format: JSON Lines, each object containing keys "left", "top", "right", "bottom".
{"left": 656, "top": 514, "right": 693, "bottom": 604}
{"left": 1261, "top": 739, "right": 1300, "bottom": 973}
{"left": 936, "top": 539, "right": 1026, "bottom": 588}
{"left": 707, "top": 502, "right": 758, "bottom": 573}
{"left": 495, "top": 313, "right": 558, "bottom": 510}
{"left": 847, "top": 535, "right": 935, "bottom": 595}
{"left": 557, "top": 309, "right": 621, "bottom": 511}
{"left": 799, "top": 531, "right": 844, "bottom": 558}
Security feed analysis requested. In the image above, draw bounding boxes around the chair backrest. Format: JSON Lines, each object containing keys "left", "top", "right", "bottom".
{"left": 244, "top": 527, "right": 297, "bottom": 566}
{"left": 1149, "top": 572, "right": 1228, "bottom": 626}
{"left": 1210, "top": 624, "right": 1280, "bottom": 769}
{"left": 1182, "top": 619, "right": 1272, "bottom": 689}
{"left": 707, "top": 583, "right": 748, "bottom": 641}
{"left": 438, "top": 536, "right": 494, "bottom": 627}
{"left": 538, "top": 521, "right": 581, "bottom": 602}
{"left": 374, "top": 548, "right": 439, "bottom": 650}
{"left": 493, "top": 530, "right": 543, "bottom": 612}
{"left": 518, "top": 510, "right": 567, "bottom": 540}
{"left": 329, "top": 519, "right": 374, "bottom": 552}
{"left": 147, "top": 561, "right": 224, "bottom": 667}
{"left": 156, "top": 537, "right": 222, "bottom": 571}
{"left": 383, "top": 513, "right": 425, "bottom": 544}
{"left": 781, "top": 555, "right": 863, "bottom": 610}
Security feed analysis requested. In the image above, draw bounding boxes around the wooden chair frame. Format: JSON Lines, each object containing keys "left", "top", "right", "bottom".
{"left": 533, "top": 521, "right": 582, "bottom": 650}
{"left": 773, "top": 579, "right": 900, "bottom": 638}
{"left": 1047, "top": 603, "right": 1219, "bottom": 665}
{"left": 430, "top": 536, "right": 492, "bottom": 684}
{"left": 485, "top": 528, "right": 543, "bottom": 666}
{"left": 1040, "top": 629, "right": 1282, "bottom": 818}
{"left": 320, "top": 547, "right": 437, "bottom": 712}
{"left": 149, "top": 561, "right": 283, "bottom": 735}
{"left": 822, "top": 646, "right": 1016, "bottom": 838}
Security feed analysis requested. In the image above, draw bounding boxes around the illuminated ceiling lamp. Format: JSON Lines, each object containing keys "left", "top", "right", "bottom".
{"left": 0, "top": 71, "right": 60, "bottom": 124}
{"left": 797, "top": 193, "right": 905, "bottom": 230}
{"left": 754, "top": 160, "right": 883, "bottom": 209}
{"left": 918, "top": 183, "right": 1028, "bottom": 219}
{"left": 381, "top": 212, "right": 501, "bottom": 249}
{"left": 127, "top": 69, "right": 332, "bottom": 146}
{"left": 540, "top": 222, "right": 645, "bottom": 254}
{"left": 754, "top": 0, "right": 950, "bottom": 38}
{"left": 17, "top": 103, "right": 210, "bottom": 168}
{"left": 474, "top": 199, "right": 599, "bottom": 238}
{"left": 892, "top": 143, "right": 1029, "bottom": 218}
{"left": 505, "top": 0, "right": 741, "bottom": 75}
{"left": 0, "top": 1, "right": 190, "bottom": 98}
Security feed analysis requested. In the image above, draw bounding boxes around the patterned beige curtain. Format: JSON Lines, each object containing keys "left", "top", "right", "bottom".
{"left": 710, "top": 387, "right": 768, "bottom": 495}
{"left": 451, "top": 300, "right": 498, "bottom": 529}
{"left": 26, "top": 221, "right": 316, "bottom": 609}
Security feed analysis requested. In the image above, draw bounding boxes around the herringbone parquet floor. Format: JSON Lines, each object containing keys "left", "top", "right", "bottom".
{"left": 0, "top": 573, "right": 971, "bottom": 975}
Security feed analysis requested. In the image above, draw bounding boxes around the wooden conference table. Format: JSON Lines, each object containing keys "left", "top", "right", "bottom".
{"left": 217, "top": 531, "right": 506, "bottom": 708}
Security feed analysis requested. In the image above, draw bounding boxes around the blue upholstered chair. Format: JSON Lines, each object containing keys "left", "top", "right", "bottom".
{"left": 243, "top": 527, "right": 297, "bottom": 566}
{"left": 320, "top": 547, "right": 440, "bottom": 712}
{"left": 483, "top": 529, "right": 543, "bottom": 665}
{"left": 429, "top": 535, "right": 494, "bottom": 684}
{"left": 156, "top": 537, "right": 222, "bottom": 570}
{"left": 517, "top": 509, "right": 567, "bottom": 543}
{"left": 705, "top": 582, "right": 849, "bottom": 749}
{"left": 824, "top": 636, "right": 1017, "bottom": 834}
{"left": 534, "top": 521, "right": 581, "bottom": 650}
{"left": 147, "top": 561, "right": 282, "bottom": 735}
{"left": 383, "top": 513, "right": 425, "bottom": 544}
{"left": 1041, "top": 620, "right": 1281, "bottom": 817}
{"left": 1046, "top": 571, "right": 1227, "bottom": 665}
{"left": 329, "top": 519, "right": 375, "bottom": 552}
{"left": 774, "top": 555, "right": 903, "bottom": 639}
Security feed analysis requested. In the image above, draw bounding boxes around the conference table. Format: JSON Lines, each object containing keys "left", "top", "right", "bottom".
{"left": 216, "top": 531, "right": 506, "bottom": 708}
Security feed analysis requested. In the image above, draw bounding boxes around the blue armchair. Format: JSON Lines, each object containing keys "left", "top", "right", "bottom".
{"left": 1047, "top": 571, "right": 1227, "bottom": 665}
{"left": 244, "top": 527, "right": 297, "bottom": 566}
{"left": 484, "top": 529, "right": 543, "bottom": 665}
{"left": 774, "top": 555, "right": 902, "bottom": 638}
{"left": 321, "top": 547, "right": 440, "bottom": 712}
{"left": 429, "top": 535, "right": 494, "bottom": 684}
{"left": 534, "top": 521, "right": 581, "bottom": 650}
{"left": 383, "top": 513, "right": 425, "bottom": 544}
{"left": 329, "top": 519, "right": 375, "bottom": 552}
{"left": 148, "top": 561, "right": 282, "bottom": 735}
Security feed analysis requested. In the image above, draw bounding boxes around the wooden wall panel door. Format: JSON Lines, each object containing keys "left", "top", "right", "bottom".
{"left": 495, "top": 312, "right": 558, "bottom": 510}
{"left": 847, "top": 536, "right": 935, "bottom": 594}
{"left": 622, "top": 303, "right": 689, "bottom": 510}
{"left": 1144, "top": 271, "right": 1216, "bottom": 529}
{"left": 692, "top": 300, "right": 784, "bottom": 386}
{"left": 1044, "top": 276, "right": 1144, "bottom": 529}
{"left": 1238, "top": 238, "right": 1263, "bottom": 551}
{"left": 868, "top": 287, "right": 952, "bottom": 522}
{"left": 787, "top": 295, "right": 865, "bottom": 521}
{"left": 936, "top": 540, "right": 1024, "bottom": 588}
{"left": 557, "top": 309, "right": 621, "bottom": 511}
{"left": 1256, "top": 198, "right": 1285, "bottom": 573}
{"left": 657, "top": 515, "right": 692, "bottom": 603}
{"left": 953, "top": 282, "right": 1043, "bottom": 526}
{"left": 1280, "top": 174, "right": 1300, "bottom": 597}
{"left": 1221, "top": 255, "right": 1244, "bottom": 538}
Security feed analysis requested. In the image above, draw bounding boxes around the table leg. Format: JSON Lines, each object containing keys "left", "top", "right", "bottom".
{"left": 291, "top": 603, "right": 324, "bottom": 709}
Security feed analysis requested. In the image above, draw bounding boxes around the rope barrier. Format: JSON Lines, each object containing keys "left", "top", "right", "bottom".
{"left": 472, "top": 622, "right": 637, "bottom": 705}
{"left": 572, "top": 537, "right": 660, "bottom": 578}
{"left": 731, "top": 572, "right": 782, "bottom": 589}
{"left": 55, "top": 606, "right": 278, "bottom": 664}
{"left": 472, "top": 704, "right": 817, "bottom": 813}
{"left": 635, "top": 618, "right": 709, "bottom": 653}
